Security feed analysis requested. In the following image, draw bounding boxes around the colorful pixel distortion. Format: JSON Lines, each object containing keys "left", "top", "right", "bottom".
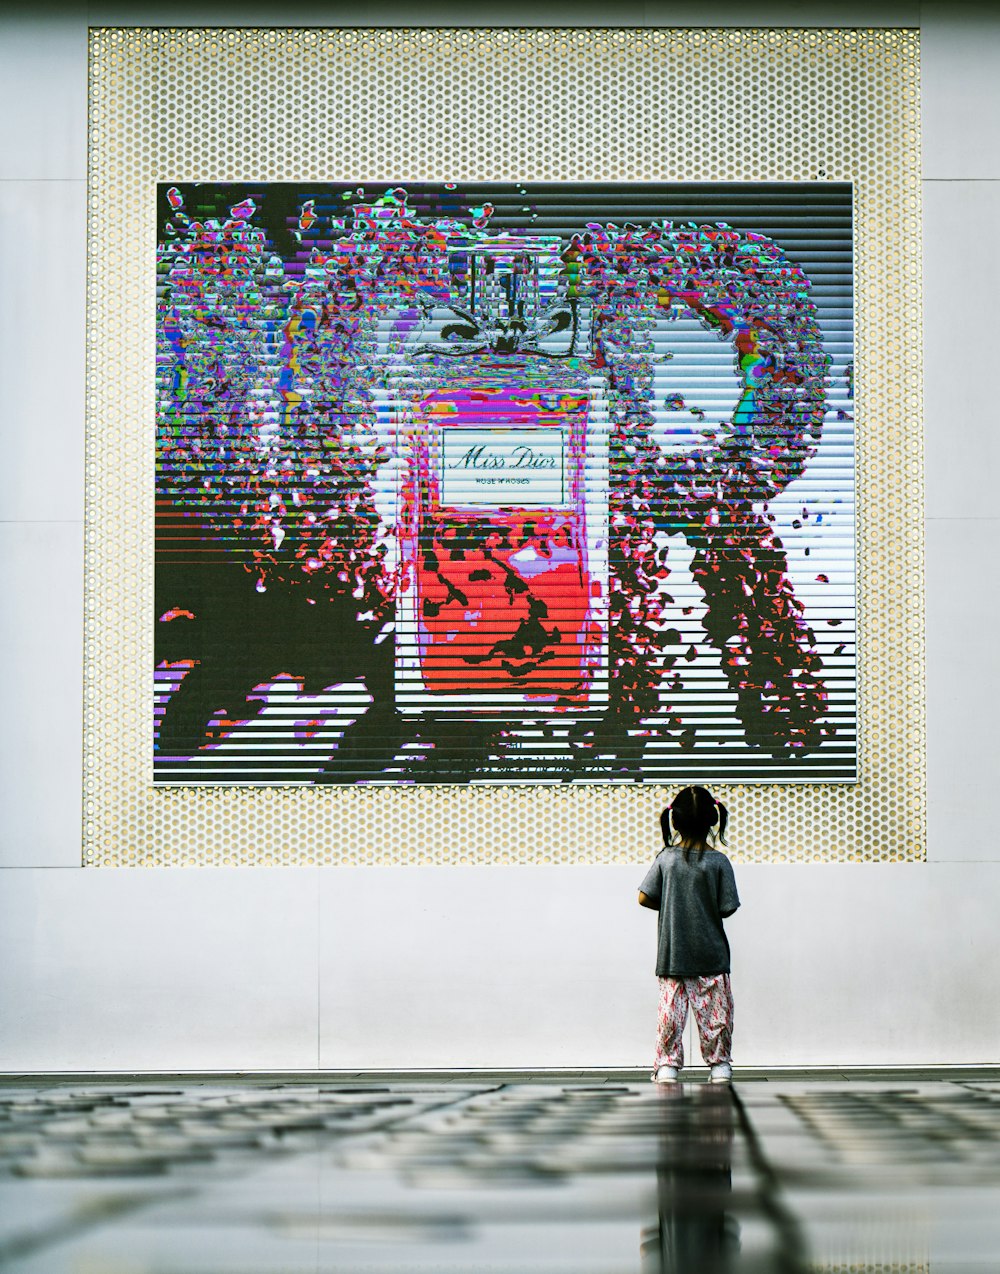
{"left": 155, "top": 183, "right": 855, "bottom": 784}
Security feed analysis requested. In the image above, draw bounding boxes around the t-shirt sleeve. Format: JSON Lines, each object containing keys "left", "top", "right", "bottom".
{"left": 638, "top": 858, "right": 662, "bottom": 902}
{"left": 717, "top": 858, "right": 740, "bottom": 916}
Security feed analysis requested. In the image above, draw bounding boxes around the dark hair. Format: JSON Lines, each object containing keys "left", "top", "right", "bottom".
{"left": 660, "top": 786, "right": 729, "bottom": 861}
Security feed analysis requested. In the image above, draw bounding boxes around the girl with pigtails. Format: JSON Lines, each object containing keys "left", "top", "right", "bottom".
{"left": 639, "top": 786, "right": 740, "bottom": 1084}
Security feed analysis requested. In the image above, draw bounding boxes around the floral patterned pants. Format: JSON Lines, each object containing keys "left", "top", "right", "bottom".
{"left": 653, "top": 973, "right": 734, "bottom": 1071}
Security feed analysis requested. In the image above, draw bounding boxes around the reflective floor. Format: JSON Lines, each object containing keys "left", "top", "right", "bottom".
{"left": 1, "top": 1076, "right": 999, "bottom": 1271}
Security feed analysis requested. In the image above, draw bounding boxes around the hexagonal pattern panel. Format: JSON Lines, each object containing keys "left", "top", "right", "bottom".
{"left": 86, "top": 28, "right": 923, "bottom": 865}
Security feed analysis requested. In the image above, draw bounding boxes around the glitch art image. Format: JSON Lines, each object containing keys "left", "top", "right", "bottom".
{"left": 155, "top": 183, "right": 855, "bottom": 784}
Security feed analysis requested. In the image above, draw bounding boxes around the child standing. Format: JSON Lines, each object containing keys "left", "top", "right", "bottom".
{"left": 638, "top": 785, "right": 740, "bottom": 1084}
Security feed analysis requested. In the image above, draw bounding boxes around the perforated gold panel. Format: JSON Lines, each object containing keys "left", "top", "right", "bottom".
{"left": 85, "top": 27, "right": 923, "bottom": 866}
{"left": 813, "top": 1265, "right": 928, "bottom": 1274}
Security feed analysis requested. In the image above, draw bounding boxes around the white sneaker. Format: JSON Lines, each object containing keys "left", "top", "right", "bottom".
{"left": 653, "top": 1065, "right": 680, "bottom": 1083}
{"left": 709, "top": 1062, "right": 733, "bottom": 1084}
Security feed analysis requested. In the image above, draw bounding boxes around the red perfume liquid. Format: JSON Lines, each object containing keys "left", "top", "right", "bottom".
{"left": 396, "top": 358, "right": 607, "bottom": 714}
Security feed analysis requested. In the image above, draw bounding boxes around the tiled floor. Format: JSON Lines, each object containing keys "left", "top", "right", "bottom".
{"left": 1, "top": 1075, "right": 998, "bottom": 1271}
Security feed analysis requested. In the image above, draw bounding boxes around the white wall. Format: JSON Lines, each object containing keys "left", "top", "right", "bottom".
{"left": 2, "top": 0, "right": 998, "bottom": 1073}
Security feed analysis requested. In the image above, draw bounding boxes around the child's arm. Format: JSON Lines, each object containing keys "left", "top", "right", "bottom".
{"left": 637, "top": 857, "right": 663, "bottom": 910}
{"left": 717, "top": 859, "right": 740, "bottom": 919}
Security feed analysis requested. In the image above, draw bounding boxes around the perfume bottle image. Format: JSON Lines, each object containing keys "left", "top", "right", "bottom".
{"left": 391, "top": 237, "right": 609, "bottom": 717}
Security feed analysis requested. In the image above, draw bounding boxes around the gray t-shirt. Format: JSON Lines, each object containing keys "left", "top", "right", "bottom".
{"left": 639, "top": 847, "right": 740, "bottom": 978}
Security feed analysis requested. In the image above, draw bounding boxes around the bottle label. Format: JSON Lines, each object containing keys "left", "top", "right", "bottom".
{"left": 440, "top": 427, "right": 566, "bottom": 508}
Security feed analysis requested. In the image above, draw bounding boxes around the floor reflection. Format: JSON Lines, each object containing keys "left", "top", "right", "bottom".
{"left": 0, "top": 1077, "right": 996, "bottom": 1271}
{"left": 642, "top": 1086, "right": 742, "bottom": 1274}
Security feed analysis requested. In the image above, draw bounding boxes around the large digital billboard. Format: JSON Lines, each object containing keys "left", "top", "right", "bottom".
{"left": 155, "top": 182, "right": 855, "bottom": 785}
